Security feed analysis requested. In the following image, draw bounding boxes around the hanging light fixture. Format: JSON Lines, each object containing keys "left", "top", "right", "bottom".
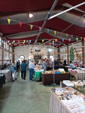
{"left": 29, "top": 13, "right": 33, "bottom": 18}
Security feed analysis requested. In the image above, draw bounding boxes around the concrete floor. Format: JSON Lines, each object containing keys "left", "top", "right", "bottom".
{"left": 0, "top": 71, "right": 59, "bottom": 113}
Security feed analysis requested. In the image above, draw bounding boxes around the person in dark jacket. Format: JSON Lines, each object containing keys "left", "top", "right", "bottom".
{"left": 21, "top": 60, "right": 27, "bottom": 80}
{"left": 16, "top": 60, "right": 20, "bottom": 71}
{"left": 63, "top": 60, "right": 67, "bottom": 66}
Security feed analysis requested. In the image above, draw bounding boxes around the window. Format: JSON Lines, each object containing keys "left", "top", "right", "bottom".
{"left": 19, "top": 55, "right": 25, "bottom": 63}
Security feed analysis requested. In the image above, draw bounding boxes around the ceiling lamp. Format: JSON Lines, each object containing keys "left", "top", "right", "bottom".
{"left": 29, "top": 13, "right": 33, "bottom": 18}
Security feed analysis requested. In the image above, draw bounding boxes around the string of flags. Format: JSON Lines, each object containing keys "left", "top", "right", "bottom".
{"left": 7, "top": 19, "right": 41, "bottom": 31}
{"left": 0, "top": 18, "right": 84, "bottom": 47}
{"left": 7, "top": 18, "right": 84, "bottom": 42}
{"left": 1, "top": 36, "right": 85, "bottom": 47}
{"left": 46, "top": 28, "right": 85, "bottom": 42}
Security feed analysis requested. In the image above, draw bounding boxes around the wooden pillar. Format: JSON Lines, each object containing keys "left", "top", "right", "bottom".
{"left": 84, "top": 41, "right": 85, "bottom": 64}
{"left": 82, "top": 40, "right": 85, "bottom": 64}
{"left": 58, "top": 47, "right": 60, "bottom": 60}
{"left": 67, "top": 45, "right": 69, "bottom": 64}
{"left": 2, "top": 43, "right": 4, "bottom": 65}
{"left": 12, "top": 47, "right": 15, "bottom": 64}
{"left": 9, "top": 45, "right": 10, "bottom": 61}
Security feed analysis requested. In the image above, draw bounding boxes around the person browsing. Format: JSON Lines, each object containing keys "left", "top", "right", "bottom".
{"left": 28, "top": 60, "right": 35, "bottom": 80}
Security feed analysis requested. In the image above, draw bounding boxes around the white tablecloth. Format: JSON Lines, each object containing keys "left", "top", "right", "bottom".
{"left": 49, "top": 90, "right": 71, "bottom": 113}
{"left": 0, "top": 69, "right": 11, "bottom": 82}
{"left": 35, "top": 69, "right": 44, "bottom": 72}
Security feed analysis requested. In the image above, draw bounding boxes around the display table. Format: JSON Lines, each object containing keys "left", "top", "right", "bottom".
{"left": 71, "top": 69, "right": 85, "bottom": 80}
{"left": 75, "top": 73, "right": 85, "bottom": 80}
{"left": 54, "top": 66, "right": 68, "bottom": 72}
{"left": 34, "top": 69, "right": 44, "bottom": 81}
{"left": 42, "top": 73, "right": 70, "bottom": 85}
{"left": 62, "top": 80, "right": 85, "bottom": 93}
{"left": 49, "top": 89, "right": 71, "bottom": 113}
{"left": 49, "top": 87, "right": 85, "bottom": 113}
{"left": 0, "top": 75, "right": 5, "bottom": 88}
{"left": 0, "top": 69, "right": 11, "bottom": 82}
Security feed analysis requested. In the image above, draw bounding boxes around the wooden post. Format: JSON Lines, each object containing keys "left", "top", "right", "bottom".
{"left": 67, "top": 45, "right": 69, "bottom": 64}
{"left": 12, "top": 47, "right": 15, "bottom": 64}
{"left": 9, "top": 45, "right": 10, "bottom": 61}
{"left": 2, "top": 43, "right": 4, "bottom": 65}
{"left": 82, "top": 40, "right": 85, "bottom": 65}
{"left": 58, "top": 47, "right": 60, "bottom": 60}
{"left": 84, "top": 41, "right": 85, "bottom": 64}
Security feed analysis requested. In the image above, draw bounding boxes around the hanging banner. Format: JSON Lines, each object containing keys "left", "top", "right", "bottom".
{"left": 69, "top": 38, "right": 71, "bottom": 42}
{"left": 14, "top": 44, "right": 17, "bottom": 46}
{"left": 62, "top": 39, "right": 64, "bottom": 42}
{"left": 39, "top": 27, "right": 41, "bottom": 30}
{"left": 42, "top": 40, "right": 44, "bottom": 43}
{"left": 66, "top": 34, "right": 68, "bottom": 37}
{"left": 19, "top": 22, "right": 22, "bottom": 27}
{"left": 23, "top": 40, "right": 25, "bottom": 44}
{"left": 7, "top": 19, "right": 11, "bottom": 24}
{"left": 84, "top": 37, "right": 85, "bottom": 41}
{"left": 18, "top": 40, "right": 20, "bottom": 44}
{"left": 49, "top": 39, "right": 51, "bottom": 41}
{"left": 9, "top": 43, "right": 11, "bottom": 45}
{"left": 76, "top": 38, "right": 78, "bottom": 41}
{"left": 12, "top": 40, "right": 15, "bottom": 44}
{"left": 61, "top": 33, "right": 63, "bottom": 36}
{"left": 55, "top": 39, "right": 57, "bottom": 42}
{"left": 71, "top": 35, "right": 73, "bottom": 38}
{"left": 29, "top": 40, "right": 31, "bottom": 43}
{"left": 80, "top": 37, "right": 82, "bottom": 40}
{"left": 7, "top": 40, "right": 10, "bottom": 43}
{"left": 54, "top": 31, "right": 56, "bottom": 35}
{"left": 47, "top": 29, "right": 50, "bottom": 33}
{"left": 30, "top": 25, "right": 33, "bottom": 30}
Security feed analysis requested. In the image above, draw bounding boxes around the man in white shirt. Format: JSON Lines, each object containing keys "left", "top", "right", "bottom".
{"left": 70, "top": 61, "right": 76, "bottom": 69}
{"left": 28, "top": 60, "right": 35, "bottom": 80}
{"left": 6, "top": 60, "right": 11, "bottom": 66}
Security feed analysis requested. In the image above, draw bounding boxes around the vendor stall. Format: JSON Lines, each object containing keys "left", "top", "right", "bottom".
{"left": 0, "top": 75, "right": 5, "bottom": 88}
{"left": 62, "top": 80, "right": 85, "bottom": 93}
{"left": 34, "top": 69, "right": 44, "bottom": 81}
{"left": 49, "top": 87, "right": 85, "bottom": 113}
{"left": 42, "top": 70, "right": 70, "bottom": 85}
{"left": 0, "top": 69, "right": 11, "bottom": 82}
{"left": 71, "top": 68, "right": 85, "bottom": 80}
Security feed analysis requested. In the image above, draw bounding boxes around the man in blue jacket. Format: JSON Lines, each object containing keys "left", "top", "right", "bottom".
{"left": 10, "top": 64, "right": 16, "bottom": 81}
